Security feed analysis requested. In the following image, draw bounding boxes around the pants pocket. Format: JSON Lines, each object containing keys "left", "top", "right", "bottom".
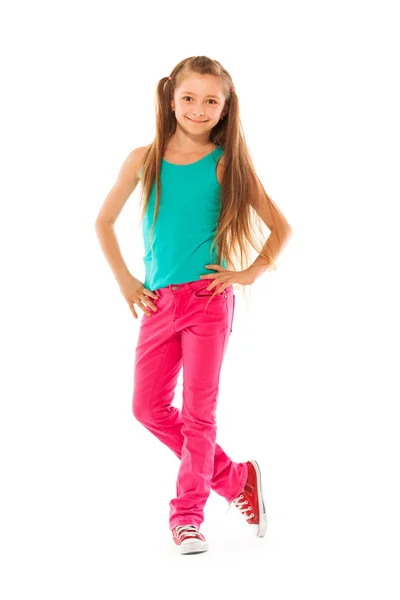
{"left": 193, "top": 287, "right": 227, "bottom": 298}
{"left": 192, "top": 286, "right": 228, "bottom": 316}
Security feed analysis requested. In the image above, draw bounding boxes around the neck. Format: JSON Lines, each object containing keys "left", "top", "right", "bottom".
{"left": 168, "top": 130, "right": 215, "bottom": 153}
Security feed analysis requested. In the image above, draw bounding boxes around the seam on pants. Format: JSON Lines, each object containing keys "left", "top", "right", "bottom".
{"left": 200, "top": 322, "right": 230, "bottom": 488}
{"left": 210, "top": 324, "right": 233, "bottom": 498}
{"left": 148, "top": 334, "right": 176, "bottom": 424}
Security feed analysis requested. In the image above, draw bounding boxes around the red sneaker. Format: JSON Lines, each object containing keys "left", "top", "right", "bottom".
{"left": 172, "top": 524, "right": 209, "bottom": 555}
{"left": 229, "top": 460, "right": 267, "bottom": 537}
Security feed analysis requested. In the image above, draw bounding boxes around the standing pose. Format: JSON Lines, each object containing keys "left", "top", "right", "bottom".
{"left": 95, "top": 55, "right": 292, "bottom": 555}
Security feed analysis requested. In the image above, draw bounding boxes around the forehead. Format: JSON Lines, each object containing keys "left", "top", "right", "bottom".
{"left": 176, "top": 74, "right": 225, "bottom": 98}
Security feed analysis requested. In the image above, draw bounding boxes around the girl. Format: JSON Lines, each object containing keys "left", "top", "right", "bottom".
{"left": 95, "top": 55, "right": 292, "bottom": 555}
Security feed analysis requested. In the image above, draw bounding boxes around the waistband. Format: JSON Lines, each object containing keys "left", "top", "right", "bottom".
{"left": 154, "top": 279, "right": 233, "bottom": 297}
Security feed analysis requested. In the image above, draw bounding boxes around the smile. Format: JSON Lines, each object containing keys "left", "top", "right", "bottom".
{"left": 186, "top": 117, "right": 208, "bottom": 124}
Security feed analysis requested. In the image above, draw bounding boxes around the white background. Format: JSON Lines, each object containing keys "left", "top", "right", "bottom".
{"left": 1, "top": 0, "right": 399, "bottom": 598}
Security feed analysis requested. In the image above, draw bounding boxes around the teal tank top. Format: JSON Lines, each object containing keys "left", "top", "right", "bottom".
{"left": 140, "top": 145, "right": 227, "bottom": 292}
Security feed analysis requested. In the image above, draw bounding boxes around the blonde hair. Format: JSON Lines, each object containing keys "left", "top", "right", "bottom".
{"left": 138, "top": 55, "right": 278, "bottom": 310}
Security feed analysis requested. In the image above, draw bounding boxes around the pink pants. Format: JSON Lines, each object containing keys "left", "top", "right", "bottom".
{"left": 132, "top": 279, "right": 248, "bottom": 530}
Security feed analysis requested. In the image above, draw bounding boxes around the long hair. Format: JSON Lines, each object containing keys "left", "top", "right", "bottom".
{"left": 138, "top": 55, "right": 278, "bottom": 308}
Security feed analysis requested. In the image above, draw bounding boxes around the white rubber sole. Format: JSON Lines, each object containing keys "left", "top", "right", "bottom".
{"left": 249, "top": 459, "right": 268, "bottom": 537}
{"left": 178, "top": 540, "right": 209, "bottom": 555}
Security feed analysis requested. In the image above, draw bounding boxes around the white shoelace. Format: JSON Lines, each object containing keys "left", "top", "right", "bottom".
{"left": 175, "top": 525, "right": 202, "bottom": 541}
{"left": 226, "top": 494, "right": 254, "bottom": 519}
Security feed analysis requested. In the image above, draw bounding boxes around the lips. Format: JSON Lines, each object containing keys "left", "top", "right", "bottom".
{"left": 187, "top": 117, "right": 208, "bottom": 123}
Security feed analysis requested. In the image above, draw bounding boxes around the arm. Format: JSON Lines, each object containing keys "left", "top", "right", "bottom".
{"left": 247, "top": 177, "right": 292, "bottom": 280}
{"left": 94, "top": 146, "right": 145, "bottom": 286}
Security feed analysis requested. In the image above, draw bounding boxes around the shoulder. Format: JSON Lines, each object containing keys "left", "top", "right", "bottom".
{"left": 116, "top": 144, "right": 151, "bottom": 184}
{"left": 95, "top": 145, "right": 152, "bottom": 225}
{"left": 131, "top": 143, "right": 152, "bottom": 180}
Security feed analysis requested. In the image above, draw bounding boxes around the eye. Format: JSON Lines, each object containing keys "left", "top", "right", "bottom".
{"left": 182, "top": 96, "right": 217, "bottom": 104}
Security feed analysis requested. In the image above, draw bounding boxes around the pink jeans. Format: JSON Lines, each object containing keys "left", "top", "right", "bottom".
{"left": 132, "top": 279, "right": 248, "bottom": 530}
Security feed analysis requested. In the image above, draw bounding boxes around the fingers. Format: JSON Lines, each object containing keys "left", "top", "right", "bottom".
{"left": 142, "top": 291, "right": 158, "bottom": 314}
{"left": 142, "top": 290, "right": 158, "bottom": 311}
{"left": 146, "top": 289, "right": 159, "bottom": 301}
{"left": 131, "top": 289, "right": 159, "bottom": 319}
{"left": 207, "top": 282, "right": 226, "bottom": 293}
{"left": 129, "top": 299, "right": 151, "bottom": 319}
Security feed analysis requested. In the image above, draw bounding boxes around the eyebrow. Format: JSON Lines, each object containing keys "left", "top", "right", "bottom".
{"left": 181, "top": 91, "right": 221, "bottom": 99}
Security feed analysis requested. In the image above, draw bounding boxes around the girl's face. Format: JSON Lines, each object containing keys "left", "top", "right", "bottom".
{"left": 172, "top": 74, "right": 227, "bottom": 133}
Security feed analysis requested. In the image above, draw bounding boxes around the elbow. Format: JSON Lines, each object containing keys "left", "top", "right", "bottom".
{"left": 282, "top": 219, "right": 293, "bottom": 238}
{"left": 272, "top": 221, "right": 292, "bottom": 240}
{"left": 95, "top": 219, "right": 114, "bottom": 230}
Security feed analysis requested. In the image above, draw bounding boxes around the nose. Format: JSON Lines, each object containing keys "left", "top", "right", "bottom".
{"left": 192, "top": 104, "right": 205, "bottom": 115}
